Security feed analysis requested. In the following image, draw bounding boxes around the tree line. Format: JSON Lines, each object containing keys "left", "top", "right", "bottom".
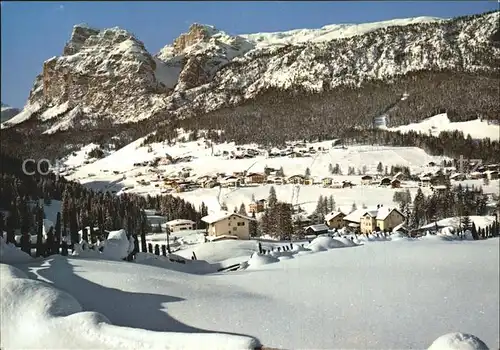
{"left": 0, "top": 152, "right": 206, "bottom": 252}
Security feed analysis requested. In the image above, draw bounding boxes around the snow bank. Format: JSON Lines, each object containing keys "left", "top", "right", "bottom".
{"left": 0, "top": 262, "right": 260, "bottom": 350}
{"left": 101, "top": 229, "right": 134, "bottom": 260}
{"left": 428, "top": 332, "right": 489, "bottom": 350}
{"left": 0, "top": 236, "right": 33, "bottom": 264}
{"left": 245, "top": 252, "right": 280, "bottom": 270}
{"left": 390, "top": 232, "right": 414, "bottom": 241}
{"left": 306, "top": 236, "right": 346, "bottom": 252}
{"left": 134, "top": 252, "right": 217, "bottom": 274}
{"left": 332, "top": 236, "right": 359, "bottom": 247}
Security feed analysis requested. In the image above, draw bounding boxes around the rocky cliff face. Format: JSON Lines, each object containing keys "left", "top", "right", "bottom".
{"left": 2, "top": 11, "right": 499, "bottom": 134}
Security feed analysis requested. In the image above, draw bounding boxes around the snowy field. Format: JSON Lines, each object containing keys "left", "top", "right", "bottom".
{"left": 1, "top": 235, "right": 498, "bottom": 349}
{"left": 386, "top": 113, "right": 500, "bottom": 141}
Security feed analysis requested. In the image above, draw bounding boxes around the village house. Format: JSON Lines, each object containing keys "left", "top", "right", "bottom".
{"left": 166, "top": 219, "right": 196, "bottom": 232}
{"left": 342, "top": 208, "right": 367, "bottom": 231}
{"left": 391, "top": 179, "right": 401, "bottom": 188}
{"left": 304, "top": 224, "right": 329, "bottom": 236}
{"left": 220, "top": 175, "right": 241, "bottom": 188}
{"left": 431, "top": 172, "right": 450, "bottom": 186}
{"left": 360, "top": 206, "right": 406, "bottom": 234}
{"left": 248, "top": 199, "right": 267, "bottom": 214}
{"left": 419, "top": 175, "right": 432, "bottom": 187}
{"left": 245, "top": 172, "right": 267, "bottom": 185}
{"left": 322, "top": 177, "right": 333, "bottom": 187}
{"left": 325, "top": 211, "right": 346, "bottom": 229}
{"left": 304, "top": 177, "right": 314, "bottom": 185}
{"left": 288, "top": 174, "right": 306, "bottom": 184}
{"left": 342, "top": 180, "right": 354, "bottom": 188}
{"left": 201, "top": 211, "right": 255, "bottom": 240}
{"left": 361, "top": 175, "right": 373, "bottom": 185}
{"left": 330, "top": 181, "right": 344, "bottom": 189}
{"left": 431, "top": 185, "right": 448, "bottom": 193}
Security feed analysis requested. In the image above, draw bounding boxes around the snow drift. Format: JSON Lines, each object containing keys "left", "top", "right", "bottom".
{"left": 0, "top": 262, "right": 260, "bottom": 350}
{"left": 428, "top": 332, "right": 489, "bottom": 350}
{"left": 0, "top": 236, "right": 33, "bottom": 264}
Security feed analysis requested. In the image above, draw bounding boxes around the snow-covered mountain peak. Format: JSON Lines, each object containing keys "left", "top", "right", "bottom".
{"left": 239, "top": 16, "right": 445, "bottom": 48}
{"left": 157, "top": 23, "right": 255, "bottom": 61}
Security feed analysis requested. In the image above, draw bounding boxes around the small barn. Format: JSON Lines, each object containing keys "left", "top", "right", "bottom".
{"left": 380, "top": 177, "right": 392, "bottom": 186}
{"left": 361, "top": 175, "right": 373, "bottom": 185}
{"left": 304, "top": 224, "right": 329, "bottom": 236}
{"left": 391, "top": 179, "right": 401, "bottom": 188}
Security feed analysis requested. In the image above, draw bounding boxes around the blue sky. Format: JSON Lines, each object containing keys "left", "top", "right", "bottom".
{"left": 1, "top": 1, "right": 497, "bottom": 108}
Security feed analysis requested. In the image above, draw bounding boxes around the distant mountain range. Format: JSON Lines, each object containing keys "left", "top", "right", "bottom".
{"left": 1, "top": 103, "right": 20, "bottom": 123}
{"left": 1, "top": 11, "right": 498, "bottom": 154}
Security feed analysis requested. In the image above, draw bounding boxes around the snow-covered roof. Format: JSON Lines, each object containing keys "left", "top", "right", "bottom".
{"left": 304, "top": 224, "right": 329, "bottom": 232}
{"left": 325, "top": 211, "right": 345, "bottom": 222}
{"left": 343, "top": 208, "right": 375, "bottom": 223}
{"left": 167, "top": 219, "right": 195, "bottom": 226}
{"left": 201, "top": 211, "right": 254, "bottom": 224}
{"left": 362, "top": 210, "right": 378, "bottom": 218}
{"left": 376, "top": 207, "right": 405, "bottom": 220}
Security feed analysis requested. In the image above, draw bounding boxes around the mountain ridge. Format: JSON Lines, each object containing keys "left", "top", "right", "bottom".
{"left": 1, "top": 11, "right": 499, "bottom": 141}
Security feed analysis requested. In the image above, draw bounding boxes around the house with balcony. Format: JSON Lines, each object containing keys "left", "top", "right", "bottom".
{"left": 201, "top": 211, "right": 255, "bottom": 240}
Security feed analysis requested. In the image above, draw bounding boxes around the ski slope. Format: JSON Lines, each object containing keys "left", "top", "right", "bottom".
{"left": 387, "top": 114, "right": 500, "bottom": 141}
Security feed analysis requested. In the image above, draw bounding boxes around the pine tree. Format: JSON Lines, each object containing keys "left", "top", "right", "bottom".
{"left": 277, "top": 167, "right": 285, "bottom": 177}
{"left": 305, "top": 168, "right": 311, "bottom": 178}
{"left": 238, "top": 203, "right": 247, "bottom": 216}
{"left": 55, "top": 212, "right": 61, "bottom": 242}
{"left": 82, "top": 227, "right": 89, "bottom": 243}
{"left": 69, "top": 204, "right": 79, "bottom": 247}
{"left": 351, "top": 202, "right": 357, "bottom": 213}
{"left": 220, "top": 201, "right": 228, "bottom": 211}
{"left": 411, "top": 188, "right": 426, "bottom": 228}
{"left": 377, "top": 162, "right": 383, "bottom": 174}
{"left": 0, "top": 212, "right": 4, "bottom": 239}
{"left": 268, "top": 186, "right": 277, "bottom": 208}
{"left": 471, "top": 223, "right": 478, "bottom": 240}
{"left": 35, "top": 205, "right": 44, "bottom": 257}
{"left": 249, "top": 211, "right": 258, "bottom": 237}
{"left": 5, "top": 214, "right": 16, "bottom": 244}
{"left": 275, "top": 202, "right": 293, "bottom": 240}
{"left": 45, "top": 227, "right": 54, "bottom": 256}
{"left": 140, "top": 210, "right": 147, "bottom": 253}
{"left": 461, "top": 216, "right": 471, "bottom": 231}
{"left": 327, "top": 195, "right": 335, "bottom": 212}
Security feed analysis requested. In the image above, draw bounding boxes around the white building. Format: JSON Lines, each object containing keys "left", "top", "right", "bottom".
{"left": 166, "top": 219, "right": 196, "bottom": 232}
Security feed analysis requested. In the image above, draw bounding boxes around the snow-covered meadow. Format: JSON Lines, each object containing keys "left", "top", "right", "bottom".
{"left": 1, "top": 234, "right": 498, "bottom": 349}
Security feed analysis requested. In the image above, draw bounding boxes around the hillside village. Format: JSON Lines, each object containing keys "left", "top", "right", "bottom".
{"left": 66, "top": 133, "right": 497, "bottom": 245}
